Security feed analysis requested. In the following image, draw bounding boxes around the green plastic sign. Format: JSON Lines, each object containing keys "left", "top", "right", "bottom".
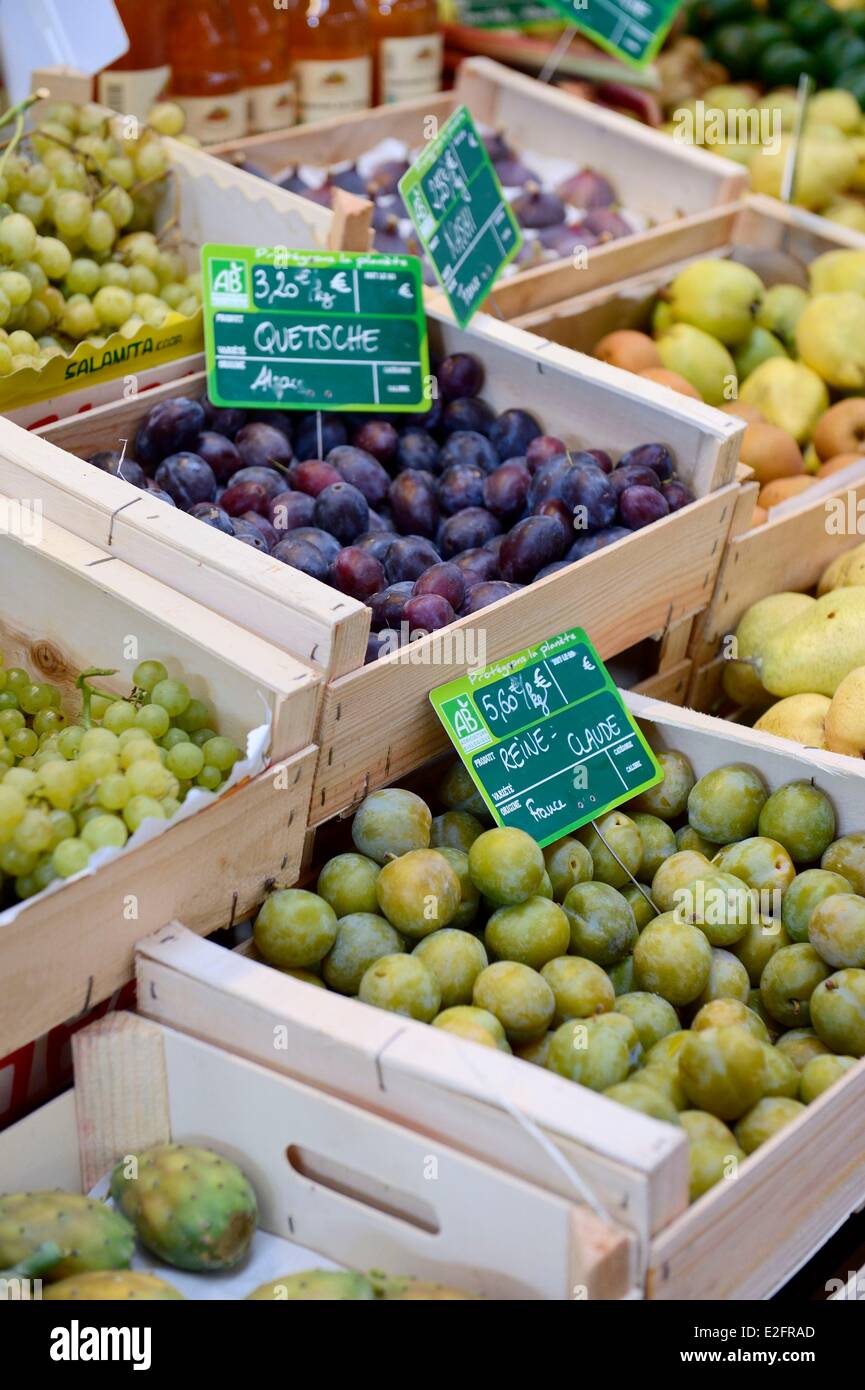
{"left": 454, "top": 0, "right": 557, "bottom": 26}
{"left": 398, "top": 106, "right": 522, "bottom": 328}
{"left": 430, "top": 627, "right": 662, "bottom": 848}
{"left": 200, "top": 245, "right": 430, "bottom": 413}
{"left": 539, "top": 0, "right": 682, "bottom": 69}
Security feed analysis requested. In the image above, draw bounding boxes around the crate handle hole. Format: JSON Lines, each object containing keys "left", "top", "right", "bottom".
{"left": 285, "top": 1144, "right": 439, "bottom": 1234}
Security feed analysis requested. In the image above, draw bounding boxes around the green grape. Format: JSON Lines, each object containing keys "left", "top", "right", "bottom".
{"left": 0, "top": 212, "right": 38, "bottom": 261}
{"left": 13, "top": 808, "right": 53, "bottom": 854}
{"left": 52, "top": 191, "right": 91, "bottom": 239}
{"left": 62, "top": 299, "right": 99, "bottom": 339}
{"left": 178, "top": 295, "right": 202, "bottom": 317}
{"left": 65, "top": 257, "right": 101, "bottom": 296}
{"left": 76, "top": 806, "right": 106, "bottom": 829}
{"left": 99, "top": 262, "right": 130, "bottom": 289}
{"left": 27, "top": 163, "right": 52, "bottom": 195}
{"left": 123, "top": 795, "right": 166, "bottom": 832}
{"left": 97, "top": 186, "right": 134, "bottom": 229}
{"left": 127, "top": 263, "right": 158, "bottom": 296}
{"left": 133, "top": 658, "right": 168, "bottom": 692}
{"left": 77, "top": 104, "right": 110, "bottom": 135}
{"left": 2, "top": 155, "right": 28, "bottom": 194}
{"left": 52, "top": 838, "right": 90, "bottom": 878}
{"left": 0, "top": 707, "right": 24, "bottom": 732}
{"left": 119, "top": 314, "right": 144, "bottom": 340}
{"left": 0, "top": 270, "right": 32, "bottom": 306}
{"left": 165, "top": 741, "right": 204, "bottom": 780}
{"left": 93, "top": 285, "right": 134, "bottom": 328}
{"left": 32, "top": 709, "right": 66, "bottom": 736}
{"left": 6, "top": 668, "right": 28, "bottom": 694}
{"left": 117, "top": 726, "right": 151, "bottom": 749}
{"left": 201, "top": 736, "right": 240, "bottom": 773}
{"left": 119, "top": 740, "right": 160, "bottom": 771}
{"left": 81, "top": 727, "right": 119, "bottom": 753}
{"left": 37, "top": 286, "right": 66, "bottom": 321}
{"left": 105, "top": 155, "right": 135, "bottom": 189}
{"left": 0, "top": 783, "right": 26, "bottom": 836}
{"left": 33, "top": 859, "right": 57, "bottom": 891}
{"left": 174, "top": 698, "right": 210, "bottom": 734}
{"left": 13, "top": 192, "right": 45, "bottom": 224}
{"left": 76, "top": 749, "right": 118, "bottom": 786}
{"left": 46, "top": 809, "right": 76, "bottom": 847}
{"left": 8, "top": 728, "right": 37, "bottom": 758}
{"left": 39, "top": 759, "right": 79, "bottom": 810}
{"left": 135, "top": 703, "right": 170, "bottom": 737}
{"left": 57, "top": 725, "right": 84, "bottom": 759}
{"left": 190, "top": 727, "right": 217, "bottom": 748}
{"left": 31, "top": 121, "right": 72, "bottom": 156}
{"left": 102, "top": 699, "right": 139, "bottom": 734}
{"left": 96, "top": 773, "right": 130, "bottom": 811}
{"left": 15, "top": 873, "right": 40, "bottom": 899}
{"left": 126, "top": 759, "right": 171, "bottom": 798}
{"left": 8, "top": 330, "right": 39, "bottom": 357}
{"left": 52, "top": 160, "right": 88, "bottom": 192}
{"left": 4, "top": 768, "right": 38, "bottom": 796}
{"left": 151, "top": 678, "right": 190, "bottom": 717}
{"left": 161, "top": 283, "right": 188, "bottom": 310}
{"left": 196, "top": 765, "right": 222, "bottom": 791}
{"left": 18, "top": 682, "right": 53, "bottom": 714}
{"left": 118, "top": 232, "right": 159, "bottom": 270}
{"left": 134, "top": 141, "right": 168, "bottom": 182}
{"left": 0, "top": 842, "right": 37, "bottom": 876}
{"left": 0, "top": 666, "right": 6, "bottom": 688}
{"left": 0, "top": 342, "right": 12, "bottom": 374}
{"left": 148, "top": 102, "right": 185, "bottom": 137}
{"left": 0, "top": 749, "right": 13, "bottom": 771}
{"left": 81, "top": 814, "right": 128, "bottom": 851}
{"left": 185, "top": 271, "right": 202, "bottom": 295}
{"left": 0, "top": 294, "right": 16, "bottom": 329}
{"left": 88, "top": 693, "right": 112, "bottom": 721}
{"left": 18, "top": 261, "right": 47, "bottom": 295}
{"left": 154, "top": 249, "right": 187, "bottom": 284}
{"left": 135, "top": 293, "right": 168, "bottom": 327}
{"left": 161, "top": 726, "right": 188, "bottom": 750}
{"left": 160, "top": 795, "right": 181, "bottom": 818}
{"left": 84, "top": 209, "right": 116, "bottom": 254}
{"left": 23, "top": 301, "right": 51, "bottom": 337}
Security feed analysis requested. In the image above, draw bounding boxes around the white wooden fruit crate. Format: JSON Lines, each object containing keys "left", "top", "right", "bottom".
{"left": 0, "top": 1013, "right": 617, "bottom": 1300}
{"left": 0, "top": 505, "right": 319, "bottom": 1059}
{"left": 13, "top": 309, "right": 745, "bottom": 821}
{"left": 134, "top": 694, "right": 865, "bottom": 1301}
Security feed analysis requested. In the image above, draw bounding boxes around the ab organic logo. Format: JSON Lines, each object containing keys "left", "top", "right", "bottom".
{"left": 209, "top": 257, "right": 249, "bottom": 309}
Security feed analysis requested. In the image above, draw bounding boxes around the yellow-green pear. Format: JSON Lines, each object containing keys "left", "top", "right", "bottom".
{"left": 757, "top": 91, "right": 799, "bottom": 132}
{"left": 755, "top": 284, "right": 809, "bottom": 354}
{"left": 667, "top": 259, "right": 764, "bottom": 346}
{"left": 754, "top": 695, "right": 831, "bottom": 749}
{"left": 838, "top": 548, "right": 865, "bottom": 588}
{"left": 750, "top": 135, "right": 856, "bottom": 212}
{"left": 733, "top": 326, "right": 788, "bottom": 380}
{"left": 849, "top": 136, "right": 865, "bottom": 192}
{"left": 801, "top": 120, "right": 847, "bottom": 144}
{"left": 703, "top": 85, "right": 759, "bottom": 114}
{"left": 722, "top": 592, "right": 818, "bottom": 708}
{"left": 821, "top": 199, "right": 865, "bottom": 235}
{"left": 796, "top": 293, "right": 865, "bottom": 391}
{"left": 809, "top": 249, "right": 865, "bottom": 296}
{"left": 739, "top": 358, "right": 829, "bottom": 443}
{"left": 806, "top": 89, "right": 862, "bottom": 135}
{"left": 817, "top": 543, "right": 865, "bottom": 595}
{"left": 651, "top": 299, "right": 675, "bottom": 336}
{"left": 657, "top": 323, "right": 736, "bottom": 406}
{"left": 759, "top": 588, "right": 865, "bottom": 697}
{"left": 825, "top": 667, "right": 865, "bottom": 756}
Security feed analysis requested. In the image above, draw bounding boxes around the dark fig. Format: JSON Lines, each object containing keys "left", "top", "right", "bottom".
{"left": 557, "top": 169, "right": 617, "bottom": 209}
{"left": 512, "top": 183, "right": 566, "bottom": 230}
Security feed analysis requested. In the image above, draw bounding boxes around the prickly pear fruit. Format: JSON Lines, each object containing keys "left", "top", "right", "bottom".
{"left": 0, "top": 1192, "right": 134, "bottom": 1280}
{"left": 0, "top": 1240, "right": 63, "bottom": 1281}
{"left": 247, "top": 1269, "right": 375, "bottom": 1300}
{"left": 44, "top": 1270, "right": 184, "bottom": 1300}
{"left": 110, "top": 1144, "right": 257, "bottom": 1272}
{"left": 369, "top": 1271, "right": 481, "bottom": 1299}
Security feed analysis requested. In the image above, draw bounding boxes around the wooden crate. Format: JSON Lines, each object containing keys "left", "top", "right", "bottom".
{"left": 0, "top": 506, "right": 319, "bottom": 1058}
{"left": 135, "top": 693, "right": 865, "bottom": 1300}
{"left": 0, "top": 1015, "right": 629, "bottom": 1300}
{"left": 23, "top": 311, "right": 744, "bottom": 819}
{"left": 209, "top": 57, "right": 746, "bottom": 308}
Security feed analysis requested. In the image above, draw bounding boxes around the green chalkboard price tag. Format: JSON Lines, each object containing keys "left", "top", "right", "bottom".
{"left": 200, "top": 245, "right": 430, "bottom": 413}
{"left": 398, "top": 106, "right": 522, "bottom": 329}
{"left": 453, "top": 0, "right": 558, "bottom": 27}
{"left": 429, "top": 627, "right": 662, "bottom": 848}
{"left": 540, "top": 0, "right": 682, "bottom": 69}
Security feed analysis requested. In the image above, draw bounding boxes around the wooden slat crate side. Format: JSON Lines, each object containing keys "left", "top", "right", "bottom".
{"left": 632, "top": 659, "right": 693, "bottom": 706}
{"left": 0, "top": 746, "right": 317, "bottom": 1060}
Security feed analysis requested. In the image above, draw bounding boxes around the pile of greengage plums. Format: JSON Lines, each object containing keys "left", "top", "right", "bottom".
{"left": 250, "top": 751, "right": 865, "bottom": 1204}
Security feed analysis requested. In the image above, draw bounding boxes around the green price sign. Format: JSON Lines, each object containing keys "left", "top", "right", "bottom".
{"left": 200, "top": 245, "right": 430, "bottom": 413}
{"left": 430, "top": 628, "right": 662, "bottom": 848}
{"left": 398, "top": 106, "right": 522, "bottom": 329}
{"left": 454, "top": 0, "right": 559, "bottom": 26}
{"left": 541, "top": 0, "right": 682, "bottom": 68}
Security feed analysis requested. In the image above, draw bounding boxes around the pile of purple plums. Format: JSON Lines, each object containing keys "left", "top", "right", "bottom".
{"left": 86, "top": 351, "right": 694, "bottom": 662}
{"left": 236, "top": 130, "right": 635, "bottom": 276}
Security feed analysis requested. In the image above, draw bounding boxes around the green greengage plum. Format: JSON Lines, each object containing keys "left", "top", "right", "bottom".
{"left": 472, "top": 961, "right": 555, "bottom": 1043}
{"left": 760, "top": 943, "right": 831, "bottom": 1027}
{"left": 536, "top": 870, "right": 554, "bottom": 900}
{"left": 351, "top": 788, "right": 431, "bottom": 864}
{"left": 543, "top": 836, "right": 592, "bottom": 901}
{"left": 316, "top": 853, "right": 380, "bottom": 919}
{"left": 358, "top": 953, "right": 440, "bottom": 1021}
{"left": 808, "top": 894, "right": 865, "bottom": 969}
{"left": 438, "top": 761, "right": 491, "bottom": 821}
{"left": 432, "top": 1005, "right": 509, "bottom": 1051}
{"left": 632, "top": 750, "right": 694, "bottom": 820}
{"left": 321, "top": 913, "right": 403, "bottom": 995}
{"left": 799, "top": 1053, "right": 857, "bottom": 1103}
{"left": 675, "top": 869, "right": 753, "bottom": 947}
{"left": 468, "top": 826, "right": 544, "bottom": 906}
{"left": 540, "top": 955, "right": 614, "bottom": 1024}
{"left": 281, "top": 969, "right": 325, "bottom": 987}
{"left": 821, "top": 833, "right": 865, "bottom": 895}
{"left": 637, "top": 1062, "right": 688, "bottom": 1110}
{"left": 687, "top": 764, "right": 768, "bottom": 845}
{"left": 678, "top": 1111, "right": 737, "bottom": 1144}
{"left": 810, "top": 968, "right": 865, "bottom": 1056}
{"left": 254, "top": 889, "right": 338, "bottom": 969}
{"left": 688, "top": 1137, "right": 745, "bottom": 1201}
{"left": 607, "top": 955, "right": 635, "bottom": 995}
{"left": 563, "top": 881, "right": 637, "bottom": 966}
{"left": 731, "top": 919, "right": 790, "bottom": 986}
{"left": 679, "top": 1025, "right": 767, "bottom": 1120}
{"left": 375, "top": 849, "right": 461, "bottom": 938}
{"left": 485, "top": 897, "right": 569, "bottom": 969}
{"left": 783, "top": 870, "right": 852, "bottom": 944}
{"left": 594, "top": 1011, "right": 643, "bottom": 1071}
{"left": 692, "top": 947, "right": 751, "bottom": 1006}
{"left": 615, "top": 991, "right": 680, "bottom": 1051}
{"left": 734, "top": 1096, "right": 806, "bottom": 1153}
{"left": 747, "top": 988, "right": 780, "bottom": 1040}
{"left": 413, "top": 929, "right": 488, "bottom": 1008}
{"left": 645, "top": 1029, "right": 691, "bottom": 1068}
{"left": 622, "top": 884, "right": 657, "bottom": 930}
{"left": 633, "top": 912, "right": 712, "bottom": 1005}
{"left": 429, "top": 1016, "right": 499, "bottom": 1049}
{"left": 757, "top": 781, "right": 836, "bottom": 863}
{"left": 515, "top": 1031, "right": 553, "bottom": 1066}
{"left": 434, "top": 846, "right": 480, "bottom": 929}
{"left": 759, "top": 1042, "right": 800, "bottom": 1098}
{"left": 546, "top": 1016, "right": 630, "bottom": 1090}
{"left": 577, "top": 812, "right": 642, "bottom": 888}
{"left": 774, "top": 1028, "right": 830, "bottom": 1071}
{"left": 676, "top": 825, "right": 721, "bottom": 858}
{"left": 631, "top": 813, "right": 677, "bottom": 881}
{"left": 603, "top": 1081, "right": 679, "bottom": 1124}
{"left": 691, "top": 997, "right": 769, "bottom": 1042}
{"left": 651, "top": 850, "right": 709, "bottom": 912}
{"left": 430, "top": 810, "right": 484, "bottom": 854}
{"left": 712, "top": 837, "right": 795, "bottom": 902}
